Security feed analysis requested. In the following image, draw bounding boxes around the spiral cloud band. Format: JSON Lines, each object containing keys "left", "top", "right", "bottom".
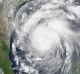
{"left": 10, "top": 0, "right": 80, "bottom": 74}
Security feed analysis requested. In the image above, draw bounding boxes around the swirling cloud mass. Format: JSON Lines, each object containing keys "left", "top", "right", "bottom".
{"left": 9, "top": 0, "right": 80, "bottom": 74}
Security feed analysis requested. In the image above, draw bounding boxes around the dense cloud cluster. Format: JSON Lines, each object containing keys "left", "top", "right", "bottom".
{"left": 9, "top": 0, "right": 80, "bottom": 74}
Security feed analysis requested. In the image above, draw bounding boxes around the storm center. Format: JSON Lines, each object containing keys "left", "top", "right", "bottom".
{"left": 29, "top": 23, "right": 60, "bottom": 53}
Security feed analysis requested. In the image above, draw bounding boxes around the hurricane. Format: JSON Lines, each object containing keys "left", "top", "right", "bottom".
{"left": 9, "top": 0, "right": 80, "bottom": 74}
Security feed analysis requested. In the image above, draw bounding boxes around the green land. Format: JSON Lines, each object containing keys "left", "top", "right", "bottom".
{"left": 0, "top": 12, "right": 14, "bottom": 74}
